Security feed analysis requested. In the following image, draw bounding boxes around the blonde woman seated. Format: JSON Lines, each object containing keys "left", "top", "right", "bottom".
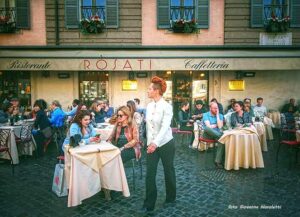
{"left": 107, "top": 106, "right": 140, "bottom": 163}
{"left": 127, "top": 100, "right": 143, "bottom": 128}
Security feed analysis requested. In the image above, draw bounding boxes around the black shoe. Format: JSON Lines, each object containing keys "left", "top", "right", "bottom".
{"left": 214, "top": 162, "right": 223, "bottom": 169}
{"left": 163, "top": 200, "right": 176, "bottom": 208}
{"left": 140, "top": 207, "right": 154, "bottom": 213}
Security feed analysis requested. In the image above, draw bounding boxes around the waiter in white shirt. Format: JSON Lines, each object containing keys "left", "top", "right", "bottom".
{"left": 142, "top": 76, "right": 176, "bottom": 212}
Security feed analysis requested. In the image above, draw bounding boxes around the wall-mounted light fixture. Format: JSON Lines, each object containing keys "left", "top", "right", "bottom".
{"left": 42, "top": 71, "right": 50, "bottom": 78}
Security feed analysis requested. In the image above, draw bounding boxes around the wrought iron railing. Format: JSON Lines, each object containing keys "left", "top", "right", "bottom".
{"left": 0, "top": 7, "right": 16, "bottom": 33}
{"left": 264, "top": 4, "right": 288, "bottom": 21}
{"left": 81, "top": 6, "right": 105, "bottom": 20}
{"left": 170, "top": 6, "right": 195, "bottom": 21}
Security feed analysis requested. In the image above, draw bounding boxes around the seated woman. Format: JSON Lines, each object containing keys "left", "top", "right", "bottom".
{"left": 230, "top": 101, "right": 252, "bottom": 128}
{"left": 90, "top": 101, "right": 106, "bottom": 124}
{"left": 107, "top": 106, "right": 139, "bottom": 163}
{"left": 244, "top": 101, "right": 255, "bottom": 120}
{"left": 63, "top": 110, "right": 100, "bottom": 149}
{"left": 178, "top": 101, "right": 194, "bottom": 148}
{"left": 32, "top": 99, "right": 52, "bottom": 156}
{"left": 126, "top": 100, "right": 143, "bottom": 128}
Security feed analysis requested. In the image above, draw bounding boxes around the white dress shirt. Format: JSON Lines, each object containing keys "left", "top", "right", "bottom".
{"left": 146, "top": 97, "right": 173, "bottom": 147}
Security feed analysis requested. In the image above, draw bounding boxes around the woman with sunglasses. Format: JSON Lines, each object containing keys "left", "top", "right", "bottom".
{"left": 142, "top": 76, "right": 176, "bottom": 213}
{"left": 63, "top": 110, "right": 100, "bottom": 149}
{"left": 107, "top": 106, "right": 139, "bottom": 163}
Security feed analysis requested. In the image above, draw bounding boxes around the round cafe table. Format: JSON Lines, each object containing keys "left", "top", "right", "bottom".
{"left": 0, "top": 125, "right": 22, "bottom": 164}
{"left": 95, "top": 124, "right": 114, "bottom": 141}
{"left": 253, "top": 122, "right": 268, "bottom": 151}
{"left": 219, "top": 128, "right": 264, "bottom": 171}
{"left": 267, "top": 111, "right": 281, "bottom": 128}
{"left": 296, "top": 130, "right": 300, "bottom": 142}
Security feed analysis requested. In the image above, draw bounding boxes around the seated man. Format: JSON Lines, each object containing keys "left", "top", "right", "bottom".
{"left": 202, "top": 102, "right": 224, "bottom": 168}
{"left": 253, "top": 97, "right": 267, "bottom": 118}
{"left": 281, "top": 98, "right": 299, "bottom": 114}
{"left": 192, "top": 100, "right": 207, "bottom": 121}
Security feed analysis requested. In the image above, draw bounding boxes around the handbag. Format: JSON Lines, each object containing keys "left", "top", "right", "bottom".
{"left": 41, "top": 126, "right": 52, "bottom": 138}
{"left": 52, "top": 163, "right": 68, "bottom": 197}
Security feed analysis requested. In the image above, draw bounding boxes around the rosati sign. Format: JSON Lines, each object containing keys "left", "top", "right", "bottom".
{"left": 1, "top": 57, "right": 300, "bottom": 71}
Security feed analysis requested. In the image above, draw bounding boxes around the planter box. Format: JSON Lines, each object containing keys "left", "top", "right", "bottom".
{"left": 259, "top": 32, "right": 292, "bottom": 45}
{"left": 0, "top": 22, "right": 16, "bottom": 33}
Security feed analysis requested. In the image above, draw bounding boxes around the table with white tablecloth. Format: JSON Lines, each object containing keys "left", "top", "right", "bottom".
{"left": 0, "top": 123, "right": 36, "bottom": 164}
{"left": 219, "top": 127, "right": 264, "bottom": 171}
{"left": 95, "top": 124, "right": 115, "bottom": 141}
{"left": 267, "top": 111, "right": 281, "bottom": 128}
{"left": 253, "top": 122, "right": 268, "bottom": 151}
{"left": 296, "top": 130, "right": 300, "bottom": 142}
{"left": 64, "top": 142, "right": 130, "bottom": 207}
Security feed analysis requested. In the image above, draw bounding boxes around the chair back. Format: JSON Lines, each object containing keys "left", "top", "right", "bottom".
{"left": 0, "top": 129, "right": 10, "bottom": 148}
{"left": 20, "top": 124, "right": 33, "bottom": 141}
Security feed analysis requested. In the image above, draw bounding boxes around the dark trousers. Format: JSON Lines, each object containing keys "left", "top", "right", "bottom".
{"left": 121, "top": 148, "right": 135, "bottom": 163}
{"left": 180, "top": 125, "right": 195, "bottom": 145}
{"left": 33, "top": 131, "right": 46, "bottom": 156}
{"left": 144, "top": 139, "right": 176, "bottom": 210}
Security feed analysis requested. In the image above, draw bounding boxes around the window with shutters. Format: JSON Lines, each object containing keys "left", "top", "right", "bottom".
{"left": 251, "top": 0, "right": 300, "bottom": 28}
{"left": 157, "top": 0, "right": 209, "bottom": 30}
{"left": 0, "top": 0, "right": 30, "bottom": 33}
{"left": 81, "top": 0, "right": 105, "bottom": 21}
{"left": 263, "top": 0, "right": 288, "bottom": 21}
{"left": 65, "top": 0, "right": 118, "bottom": 29}
{"left": 170, "top": 0, "right": 195, "bottom": 21}
{"left": 0, "top": 0, "right": 16, "bottom": 33}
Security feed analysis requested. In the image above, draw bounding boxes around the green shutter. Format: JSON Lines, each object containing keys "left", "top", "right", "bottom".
{"left": 106, "top": 0, "right": 119, "bottom": 28}
{"left": 251, "top": 0, "right": 263, "bottom": 27}
{"left": 65, "top": 0, "right": 79, "bottom": 29}
{"left": 291, "top": 0, "right": 300, "bottom": 27}
{"left": 16, "top": 0, "right": 30, "bottom": 29}
{"left": 197, "top": 0, "right": 209, "bottom": 29}
{"left": 157, "top": 0, "right": 170, "bottom": 29}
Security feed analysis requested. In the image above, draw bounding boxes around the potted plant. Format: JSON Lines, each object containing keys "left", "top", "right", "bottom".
{"left": 171, "top": 19, "right": 198, "bottom": 33}
{"left": 265, "top": 15, "right": 290, "bottom": 33}
{"left": 0, "top": 16, "right": 16, "bottom": 33}
{"left": 80, "top": 15, "right": 105, "bottom": 34}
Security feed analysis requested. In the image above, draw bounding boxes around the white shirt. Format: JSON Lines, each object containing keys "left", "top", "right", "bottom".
{"left": 253, "top": 105, "right": 267, "bottom": 117}
{"left": 146, "top": 97, "right": 173, "bottom": 147}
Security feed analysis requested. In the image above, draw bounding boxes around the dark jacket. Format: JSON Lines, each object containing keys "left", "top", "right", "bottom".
{"left": 0, "top": 110, "right": 8, "bottom": 123}
{"left": 34, "top": 110, "right": 51, "bottom": 130}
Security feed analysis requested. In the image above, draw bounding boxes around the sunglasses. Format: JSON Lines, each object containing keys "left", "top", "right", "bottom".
{"left": 117, "top": 114, "right": 124, "bottom": 118}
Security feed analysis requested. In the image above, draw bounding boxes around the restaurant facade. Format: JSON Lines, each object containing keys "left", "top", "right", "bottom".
{"left": 0, "top": 0, "right": 300, "bottom": 113}
{"left": 0, "top": 46, "right": 300, "bottom": 114}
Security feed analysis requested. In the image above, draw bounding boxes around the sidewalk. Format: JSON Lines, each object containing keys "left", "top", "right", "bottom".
{"left": 0, "top": 129, "right": 299, "bottom": 217}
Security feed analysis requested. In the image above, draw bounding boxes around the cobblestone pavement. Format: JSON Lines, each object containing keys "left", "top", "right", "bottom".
{"left": 1, "top": 129, "right": 300, "bottom": 217}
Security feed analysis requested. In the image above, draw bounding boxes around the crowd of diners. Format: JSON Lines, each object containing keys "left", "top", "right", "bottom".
{"left": 0, "top": 82, "right": 299, "bottom": 212}
{"left": 177, "top": 97, "right": 299, "bottom": 168}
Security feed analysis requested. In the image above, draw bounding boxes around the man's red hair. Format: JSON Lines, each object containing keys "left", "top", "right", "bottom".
{"left": 151, "top": 76, "right": 167, "bottom": 95}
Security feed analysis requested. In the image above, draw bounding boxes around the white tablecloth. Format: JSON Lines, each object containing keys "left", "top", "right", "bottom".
{"left": 95, "top": 124, "right": 114, "bottom": 141}
{"left": 0, "top": 124, "right": 36, "bottom": 164}
{"left": 296, "top": 130, "right": 300, "bottom": 142}
{"left": 0, "top": 125, "right": 21, "bottom": 164}
{"left": 219, "top": 128, "right": 264, "bottom": 170}
{"left": 253, "top": 122, "right": 268, "bottom": 151}
{"left": 65, "top": 142, "right": 130, "bottom": 207}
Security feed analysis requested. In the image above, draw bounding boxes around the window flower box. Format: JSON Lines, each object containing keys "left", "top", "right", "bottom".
{"left": 0, "top": 16, "right": 16, "bottom": 33}
{"left": 171, "top": 19, "right": 198, "bottom": 33}
{"left": 80, "top": 15, "right": 105, "bottom": 34}
{"left": 265, "top": 15, "right": 290, "bottom": 33}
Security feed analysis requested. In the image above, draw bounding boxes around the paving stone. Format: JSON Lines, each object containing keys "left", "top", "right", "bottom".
{"left": 0, "top": 129, "right": 299, "bottom": 216}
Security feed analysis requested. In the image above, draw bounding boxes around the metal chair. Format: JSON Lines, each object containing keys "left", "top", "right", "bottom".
{"left": 0, "top": 128, "right": 14, "bottom": 174}
{"left": 15, "top": 124, "right": 34, "bottom": 157}
{"left": 197, "top": 122, "right": 218, "bottom": 151}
